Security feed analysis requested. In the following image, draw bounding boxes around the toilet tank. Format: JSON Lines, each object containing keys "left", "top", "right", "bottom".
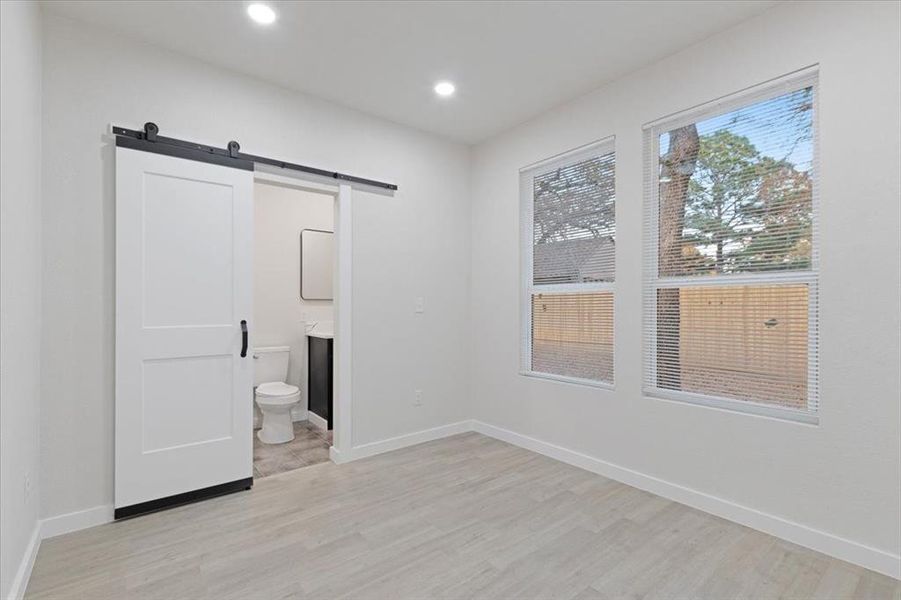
{"left": 253, "top": 346, "right": 290, "bottom": 386}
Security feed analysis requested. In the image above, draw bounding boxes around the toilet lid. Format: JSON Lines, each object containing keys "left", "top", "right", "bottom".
{"left": 255, "top": 382, "right": 300, "bottom": 398}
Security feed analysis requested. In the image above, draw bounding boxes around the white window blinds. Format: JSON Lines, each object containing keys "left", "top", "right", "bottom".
{"left": 643, "top": 70, "right": 819, "bottom": 421}
{"left": 522, "top": 141, "right": 615, "bottom": 385}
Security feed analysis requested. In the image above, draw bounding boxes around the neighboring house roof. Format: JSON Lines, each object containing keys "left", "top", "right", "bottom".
{"left": 533, "top": 237, "right": 615, "bottom": 284}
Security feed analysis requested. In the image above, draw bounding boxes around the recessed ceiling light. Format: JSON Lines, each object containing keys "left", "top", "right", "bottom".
{"left": 434, "top": 81, "right": 456, "bottom": 97}
{"left": 247, "top": 3, "right": 277, "bottom": 25}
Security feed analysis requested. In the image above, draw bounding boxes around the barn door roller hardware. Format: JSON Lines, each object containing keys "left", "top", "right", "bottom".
{"left": 113, "top": 122, "right": 398, "bottom": 190}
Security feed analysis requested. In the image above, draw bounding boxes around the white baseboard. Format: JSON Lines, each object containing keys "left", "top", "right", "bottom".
{"left": 5, "top": 522, "right": 41, "bottom": 600}
{"left": 470, "top": 420, "right": 901, "bottom": 580}
{"left": 41, "top": 504, "right": 114, "bottom": 540}
{"left": 342, "top": 420, "right": 472, "bottom": 462}
{"left": 307, "top": 411, "right": 328, "bottom": 432}
{"left": 328, "top": 445, "right": 345, "bottom": 464}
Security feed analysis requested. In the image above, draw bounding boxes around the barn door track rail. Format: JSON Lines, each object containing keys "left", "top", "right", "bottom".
{"left": 113, "top": 122, "right": 398, "bottom": 190}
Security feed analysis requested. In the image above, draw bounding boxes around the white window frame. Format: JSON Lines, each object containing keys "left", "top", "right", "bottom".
{"left": 642, "top": 67, "right": 819, "bottom": 424}
{"left": 520, "top": 137, "right": 616, "bottom": 389}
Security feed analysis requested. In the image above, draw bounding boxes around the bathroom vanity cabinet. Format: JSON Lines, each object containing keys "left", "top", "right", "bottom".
{"left": 307, "top": 336, "right": 333, "bottom": 428}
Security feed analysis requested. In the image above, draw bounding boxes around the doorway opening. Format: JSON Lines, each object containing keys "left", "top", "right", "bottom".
{"left": 112, "top": 124, "right": 378, "bottom": 518}
{"left": 251, "top": 177, "right": 338, "bottom": 478}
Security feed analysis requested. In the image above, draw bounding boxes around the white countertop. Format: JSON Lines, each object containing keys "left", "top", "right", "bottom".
{"left": 305, "top": 321, "right": 334, "bottom": 339}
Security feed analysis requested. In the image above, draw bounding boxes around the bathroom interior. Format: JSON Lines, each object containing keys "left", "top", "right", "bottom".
{"left": 251, "top": 180, "right": 336, "bottom": 478}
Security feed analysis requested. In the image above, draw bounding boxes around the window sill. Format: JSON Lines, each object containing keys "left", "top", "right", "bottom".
{"left": 644, "top": 387, "right": 819, "bottom": 425}
{"left": 520, "top": 370, "right": 615, "bottom": 391}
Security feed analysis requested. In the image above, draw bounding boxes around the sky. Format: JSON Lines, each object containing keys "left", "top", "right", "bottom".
{"left": 659, "top": 86, "right": 814, "bottom": 172}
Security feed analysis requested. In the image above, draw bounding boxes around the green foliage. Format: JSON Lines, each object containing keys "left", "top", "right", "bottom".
{"left": 681, "top": 130, "right": 812, "bottom": 274}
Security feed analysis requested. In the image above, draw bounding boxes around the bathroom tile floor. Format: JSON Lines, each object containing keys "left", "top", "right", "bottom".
{"left": 253, "top": 421, "right": 332, "bottom": 478}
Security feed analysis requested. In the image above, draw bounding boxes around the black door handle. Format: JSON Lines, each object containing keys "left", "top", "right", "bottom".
{"left": 240, "top": 320, "right": 248, "bottom": 358}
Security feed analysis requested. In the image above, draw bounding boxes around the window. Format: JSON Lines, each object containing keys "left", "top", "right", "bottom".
{"left": 521, "top": 140, "right": 615, "bottom": 386}
{"left": 643, "top": 70, "right": 818, "bottom": 422}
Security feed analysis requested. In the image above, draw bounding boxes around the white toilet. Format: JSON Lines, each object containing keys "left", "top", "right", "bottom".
{"left": 253, "top": 346, "right": 301, "bottom": 444}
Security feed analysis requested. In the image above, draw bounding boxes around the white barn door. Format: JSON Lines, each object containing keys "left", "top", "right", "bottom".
{"left": 115, "top": 146, "right": 253, "bottom": 518}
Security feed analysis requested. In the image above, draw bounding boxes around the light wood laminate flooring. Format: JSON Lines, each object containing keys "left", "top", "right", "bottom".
{"left": 26, "top": 433, "right": 900, "bottom": 599}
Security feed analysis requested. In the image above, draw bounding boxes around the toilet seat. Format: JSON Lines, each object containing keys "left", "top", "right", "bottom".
{"left": 254, "top": 382, "right": 301, "bottom": 444}
{"left": 255, "top": 381, "right": 300, "bottom": 403}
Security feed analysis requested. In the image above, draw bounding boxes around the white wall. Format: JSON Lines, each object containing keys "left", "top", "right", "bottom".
{"left": 351, "top": 184, "right": 473, "bottom": 446}
{"left": 471, "top": 0, "right": 900, "bottom": 569}
{"left": 254, "top": 182, "right": 334, "bottom": 419}
{"left": 40, "top": 14, "right": 471, "bottom": 520}
{"left": 0, "top": 1, "right": 43, "bottom": 597}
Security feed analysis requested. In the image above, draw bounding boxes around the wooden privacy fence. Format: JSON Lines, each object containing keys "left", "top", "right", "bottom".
{"left": 531, "top": 286, "right": 808, "bottom": 406}
{"left": 531, "top": 292, "right": 614, "bottom": 345}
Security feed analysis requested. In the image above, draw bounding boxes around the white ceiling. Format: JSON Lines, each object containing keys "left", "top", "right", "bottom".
{"left": 42, "top": 1, "right": 778, "bottom": 144}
